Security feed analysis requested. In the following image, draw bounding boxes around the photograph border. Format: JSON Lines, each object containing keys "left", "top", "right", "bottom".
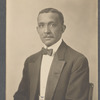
{"left": 98, "top": 0, "right": 100, "bottom": 100}
{"left": 0, "top": 0, "right": 99, "bottom": 100}
{"left": 0, "top": 0, "right": 6, "bottom": 99}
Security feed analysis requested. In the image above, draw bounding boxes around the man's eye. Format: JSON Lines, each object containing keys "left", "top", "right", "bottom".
{"left": 39, "top": 24, "right": 44, "bottom": 28}
{"left": 50, "top": 23, "right": 56, "bottom": 27}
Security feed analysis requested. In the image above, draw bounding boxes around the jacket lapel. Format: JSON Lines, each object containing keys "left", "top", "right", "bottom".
{"left": 28, "top": 52, "right": 43, "bottom": 100}
{"left": 45, "top": 41, "right": 67, "bottom": 100}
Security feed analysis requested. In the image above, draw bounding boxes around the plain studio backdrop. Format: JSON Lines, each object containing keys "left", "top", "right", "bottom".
{"left": 6, "top": 0, "right": 98, "bottom": 100}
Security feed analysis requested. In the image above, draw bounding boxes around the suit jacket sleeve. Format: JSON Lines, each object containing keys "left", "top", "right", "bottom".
{"left": 65, "top": 56, "right": 89, "bottom": 100}
{"left": 13, "top": 59, "right": 29, "bottom": 100}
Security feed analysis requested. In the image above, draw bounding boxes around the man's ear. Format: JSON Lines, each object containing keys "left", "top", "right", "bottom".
{"left": 36, "top": 26, "right": 39, "bottom": 33}
{"left": 62, "top": 25, "right": 66, "bottom": 32}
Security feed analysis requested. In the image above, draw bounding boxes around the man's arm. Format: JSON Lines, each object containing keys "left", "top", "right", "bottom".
{"left": 65, "top": 56, "right": 89, "bottom": 100}
{"left": 13, "top": 60, "right": 29, "bottom": 100}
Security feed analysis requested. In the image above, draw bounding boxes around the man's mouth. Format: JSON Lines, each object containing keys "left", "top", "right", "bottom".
{"left": 43, "top": 35, "right": 54, "bottom": 38}
{"left": 44, "top": 37, "right": 54, "bottom": 40}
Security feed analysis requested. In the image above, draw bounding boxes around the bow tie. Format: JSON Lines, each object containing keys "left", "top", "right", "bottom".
{"left": 42, "top": 47, "right": 53, "bottom": 56}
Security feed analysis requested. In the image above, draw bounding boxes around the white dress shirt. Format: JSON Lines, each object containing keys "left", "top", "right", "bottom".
{"left": 40, "top": 38, "right": 62, "bottom": 100}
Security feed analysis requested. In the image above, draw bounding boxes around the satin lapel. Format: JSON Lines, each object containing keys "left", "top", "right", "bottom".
{"left": 45, "top": 54, "right": 66, "bottom": 100}
{"left": 28, "top": 52, "right": 43, "bottom": 100}
{"left": 45, "top": 41, "right": 67, "bottom": 100}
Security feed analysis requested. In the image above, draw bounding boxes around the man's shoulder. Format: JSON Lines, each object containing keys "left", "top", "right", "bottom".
{"left": 25, "top": 50, "right": 42, "bottom": 63}
{"left": 62, "top": 41, "right": 87, "bottom": 60}
{"left": 63, "top": 42, "right": 89, "bottom": 72}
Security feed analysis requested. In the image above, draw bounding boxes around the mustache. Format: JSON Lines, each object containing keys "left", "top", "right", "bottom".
{"left": 43, "top": 35, "right": 54, "bottom": 38}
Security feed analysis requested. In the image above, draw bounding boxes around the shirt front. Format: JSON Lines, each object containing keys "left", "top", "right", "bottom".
{"left": 40, "top": 38, "right": 62, "bottom": 100}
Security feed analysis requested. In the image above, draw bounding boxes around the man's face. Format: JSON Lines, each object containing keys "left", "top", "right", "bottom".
{"left": 37, "top": 12, "right": 66, "bottom": 47}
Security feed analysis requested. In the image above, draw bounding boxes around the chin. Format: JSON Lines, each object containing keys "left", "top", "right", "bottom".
{"left": 46, "top": 42, "right": 56, "bottom": 47}
{"left": 44, "top": 43, "right": 52, "bottom": 47}
{"left": 43, "top": 40, "right": 56, "bottom": 47}
{"left": 45, "top": 44, "right": 51, "bottom": 47}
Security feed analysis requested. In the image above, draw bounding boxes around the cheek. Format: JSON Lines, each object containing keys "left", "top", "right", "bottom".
{"left": 38, "top": 32, "right": 43, "bottom": 40}
{"left": 38, "top": 29, "right": 43, "bottom": 36}
{"left": 38, "top": 29, "right": 42, "bottom": 34}
{"left": 52, "top": 28, "right": 62, "bottom": 37}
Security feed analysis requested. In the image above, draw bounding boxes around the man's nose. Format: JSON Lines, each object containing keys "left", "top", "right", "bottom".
{"left": 44, "top": 25, "right": 50, "bottom": 33}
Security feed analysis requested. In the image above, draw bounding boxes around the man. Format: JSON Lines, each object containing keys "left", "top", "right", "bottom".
{"left": 14, "top": 8, "right": 89, "bottom": 100}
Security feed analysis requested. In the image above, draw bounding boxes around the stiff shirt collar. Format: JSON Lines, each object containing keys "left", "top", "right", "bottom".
{"left": 43, "top": 38, "right": 62, "bottom": 55}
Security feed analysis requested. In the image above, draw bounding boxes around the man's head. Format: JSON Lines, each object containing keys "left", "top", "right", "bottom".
{"left": 37, "top": 8, "right": 66, "bottom": 47}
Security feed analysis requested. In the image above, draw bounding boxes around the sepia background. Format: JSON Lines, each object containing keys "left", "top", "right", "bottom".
{"left": 6, "top": 0, "right": 98, "bottom": 100}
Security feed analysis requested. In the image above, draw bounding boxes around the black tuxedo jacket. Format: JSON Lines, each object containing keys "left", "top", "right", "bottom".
{"left": 14, "top": 41, "right": 89, "bottom": 100}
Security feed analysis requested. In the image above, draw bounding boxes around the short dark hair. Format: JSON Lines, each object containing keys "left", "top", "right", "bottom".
{"left": 38, "top": 8, "right": 64, "bottom": 25}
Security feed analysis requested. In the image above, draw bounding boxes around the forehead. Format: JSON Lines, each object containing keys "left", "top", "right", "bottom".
{"left": 37, "top": 12, "right": 61, "bottom": 23}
